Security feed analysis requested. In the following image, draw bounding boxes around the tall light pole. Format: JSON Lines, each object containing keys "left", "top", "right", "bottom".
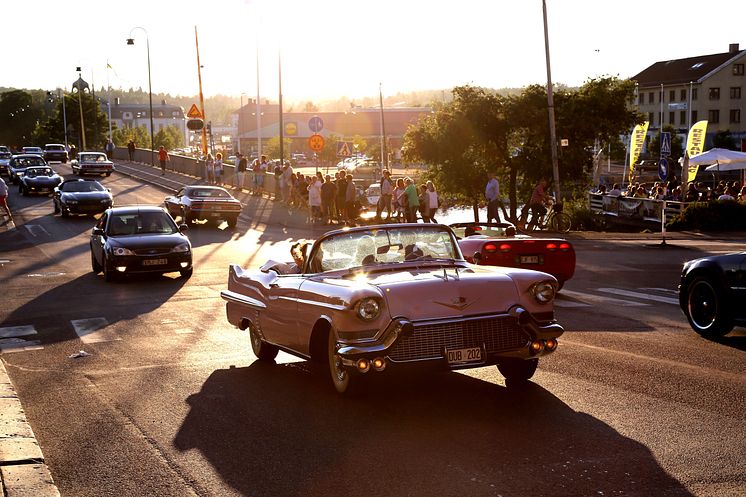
{"left": 379, "top": 82, "right": 388, "bottom": 172}
{"left": 74, "top": 67, "right": 87, "bottom": 150}
{"left": 195, "top": 26, "right": 208, "bottom": 158}
{"left": 278, "top": 51, "right": 284, "bottom": 165}
{"left": 59, "top": 88, "right": 69, "bottom": 149}
{"left": 127, "top": 27, "right": 155, "bottom": 167}
{"left": 542, "top": 0, "right": 561, "bottom": 201}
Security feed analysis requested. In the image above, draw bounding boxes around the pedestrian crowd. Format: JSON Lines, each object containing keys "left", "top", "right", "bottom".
{"left": 594, "top": 177, "right": 745, "bottom": 203}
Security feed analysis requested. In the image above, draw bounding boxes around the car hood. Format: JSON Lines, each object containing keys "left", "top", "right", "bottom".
{"left": 61, "top": 191, "right": 111, "bottom": 201}
{"left": 25, "top": 176, "right": 59, "bottom": 183}
{"left": 108, "top": 233, "right": 189, "bottom": 249}
{"left": 323, "top": 264, "right": 526, "bottom": 321}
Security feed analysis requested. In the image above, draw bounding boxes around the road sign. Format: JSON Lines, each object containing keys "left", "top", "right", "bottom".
{"left": 658, "top": 158, "right": 669, "bottom": 181}
{"left": 187, "top": 104, "right": 203, "bottom": 119}
{"left": 660, "top": 132, "right": 671, "bottom": 156}
{"left": 336, "top": 141, "right": 353, "bottom": 157}
{"left": 285, "top": 122, "right": 297, "bottom": 136}
{"left": 308, "top": 134, "right": 325, "bottom": 152}
{"left": 308, "top": 116, "right": 324, "bottom": 133}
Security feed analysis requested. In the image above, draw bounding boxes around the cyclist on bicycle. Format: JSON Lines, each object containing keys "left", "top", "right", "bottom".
{"left": 529, "top": 179, "right": 549, "bottom": 228}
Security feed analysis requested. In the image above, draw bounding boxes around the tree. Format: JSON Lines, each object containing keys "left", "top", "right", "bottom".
{"left": 112, "top": 126, "right": 149, "bottom": 148}
{"left": 0, "top": 90, "right": 45, "bottom": 147}
{"left": 32, "top": 91, "right": 109, "bottom": 150}
{"left": 712, "top": 130, "right": 737, "bottom": 150}
{"left": 316, "top": 133, "right": 342, "bottom": 167}
{"left": 404, "top": 86, "right": 510, "bottom": 220}
{"left": 263, "top": 136, "right": 292, "bottom": 160}
{"left": 153, "top": 125, "right": 184, "bottom": 150}
{"left": 647, "top": 124, "right": 684, "bottom": 162}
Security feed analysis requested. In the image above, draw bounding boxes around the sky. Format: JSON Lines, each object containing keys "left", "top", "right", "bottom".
{"left": 3, "top": 0, "right": 744, "bottom": 104}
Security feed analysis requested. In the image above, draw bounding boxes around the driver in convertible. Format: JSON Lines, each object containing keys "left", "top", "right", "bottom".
{"left": 287, "top": 242, "right": 308, "bottom": 273}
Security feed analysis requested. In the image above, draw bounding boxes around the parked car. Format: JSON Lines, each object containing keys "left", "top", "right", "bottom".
{"left": 21, "top": 146, "right": 44, "bottom": 156}
{"left": 221, "top": 223, "right": 563, "bottom": 394}
{"left": 53, "top": 178, "right": 113, "bottom": 217}
{"left": 18, "top": 166, "right": 62, "bottom": 195}
{"left": 71, "top": 152, "right": 114, "bottom": 176}
{"left": 43, "top": 143, "right": 69, "bottom": 163}
{"left": 291, "top": 153, "right": 307, "bottom": 166}
{"left": 679, "top": 252, "right": 746, "bottom": 337}
{"left": 90, "top": 206, "right": 193, "bottom": 282}
{"left": 8, "top": 154, "right": 47, "bottom": 183}
{"left": 365, "top": 183, "right": 381, "bottom": 207}
{"left": 0, "top": 146, "right": 11, "bottom": 176}
{"left": 451, "top": 222, "right": 576, "bottom": 290}
{"left": 164, "top": 185, "right": 242, "bottom": 227}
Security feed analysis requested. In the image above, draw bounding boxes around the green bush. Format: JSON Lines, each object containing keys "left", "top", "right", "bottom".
{"left": 561, "top": 196, "right": 608, "bottom": 231}
{"left": 667, "top": 201, "right": 746, "bottom": 231}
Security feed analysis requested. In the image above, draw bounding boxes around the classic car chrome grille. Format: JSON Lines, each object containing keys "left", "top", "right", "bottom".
{"left": 388, "top": 316, "right": 528, "bottom": 362}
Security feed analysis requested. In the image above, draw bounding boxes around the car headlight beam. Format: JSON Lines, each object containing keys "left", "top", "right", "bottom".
{"left": 356, "top": 297, "right": 381, "bottom": 321}
{"left": 530, "top": 281, "right": 556, "bottom": 304}
{"left": 112, "top": 247, "right": 135, "bottom": 256}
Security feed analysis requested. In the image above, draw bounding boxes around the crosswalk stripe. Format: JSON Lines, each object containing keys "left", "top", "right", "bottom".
{"left": 596, "top": 288, "right": 679, "bottom": 305}
{"left": 553, "top": 299, "right": 591, "bottom": 308}
{"left": 71, "top": 318, "right": 120, "bottom": 344}
{"left": 559, "top": 289, "right": 649, "bottom": 307}
{"left": 0, "top": 325, "right": 37, "bottom": 339}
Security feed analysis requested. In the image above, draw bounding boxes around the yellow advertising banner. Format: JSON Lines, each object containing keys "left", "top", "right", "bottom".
{"left": 686, "top": 120, "right": 708, "bottom": 183}
{"left": 628, "top": 121, "right": 649, "bottom": 177}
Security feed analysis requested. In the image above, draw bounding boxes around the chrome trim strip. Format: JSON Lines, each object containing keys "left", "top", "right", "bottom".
{"left": 220, "top": 290, "right": 267, "bottom": 310}
{"left": 283, "top": 296, "right": 347, "bottom": 311}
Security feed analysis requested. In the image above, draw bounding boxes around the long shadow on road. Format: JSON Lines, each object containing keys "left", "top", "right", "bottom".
{"left": 174, "top": 362, "right": 693, "bottom": 497}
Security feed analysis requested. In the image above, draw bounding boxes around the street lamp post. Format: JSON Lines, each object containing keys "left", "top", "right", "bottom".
{"left": 542, "top": 0, "right": 561, "bottom": 202}
{"left": 59, "top": 88, "right": 68, "bottom": 149}
{"left": 74, "top": 67, "right": 87, "bottom": 150}
{"left": 127, "top": 27, "right": 155, "bottom": 167}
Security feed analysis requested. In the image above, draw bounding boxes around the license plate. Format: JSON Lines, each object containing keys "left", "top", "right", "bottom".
{"left": 520, "top": 255, "right": 540, "bottom": 264}
{"left": 446, "top": 346, "right": 483, "bottom": 365}
{"left": 142, "top": 258, "right": 168, "bottom": 266}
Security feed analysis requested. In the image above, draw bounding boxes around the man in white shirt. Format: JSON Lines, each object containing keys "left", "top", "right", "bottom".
{"left": 485, "top": 172, "right": 501, "bottom": 223}
{"left": 376, "top": 169, "right": 394, "bottom": 221}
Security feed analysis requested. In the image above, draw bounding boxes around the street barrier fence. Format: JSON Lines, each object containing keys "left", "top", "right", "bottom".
{"left": 588, "top": 193, "right": 686, "bottom": 224}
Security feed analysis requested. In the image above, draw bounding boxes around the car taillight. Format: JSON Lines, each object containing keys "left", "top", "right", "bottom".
{"left": 546, "top": 243, "right": 557, "bottom": 251}
{"left": 559, "top": 243, "right": 571, "bottom": 251}
{"left": 483, "top": 243, "right": 498, "bottom": 253}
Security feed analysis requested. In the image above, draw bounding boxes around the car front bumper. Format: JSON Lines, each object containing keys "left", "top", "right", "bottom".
{"left": 63, "top": 201, "right": 112, "bottom": 215}
{"left": 107, "top": 253, "right": 192, "bottom": 275}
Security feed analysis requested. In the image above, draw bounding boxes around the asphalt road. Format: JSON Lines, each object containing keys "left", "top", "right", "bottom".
{"left": 0, "top": 164, "right": 744, "bottom": 497}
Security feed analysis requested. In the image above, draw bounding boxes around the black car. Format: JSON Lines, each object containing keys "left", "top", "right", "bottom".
{"left": 679, "top": 252, "right": 746, "bottom": 337}
{"left": 164, "top": 185, "right": 242, "bottom": 227}
{"left": 90, "top": 206, "right": 193, "bottom": 282}
{"left": 8, "top": 154, "right": 47, "bottom": 184}
{"left": 19, "top": 166, "right": 62, "bottom": 195}
{"left": 43, "top": 144, "right": 69, "bottom": 163}
{"left": 53, "top": 179, "right": 113, "bottom": 217}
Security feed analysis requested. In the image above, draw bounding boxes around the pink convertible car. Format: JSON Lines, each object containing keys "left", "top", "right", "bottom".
{"left": 221, "top": 224, "right": 564, "bottom": 394}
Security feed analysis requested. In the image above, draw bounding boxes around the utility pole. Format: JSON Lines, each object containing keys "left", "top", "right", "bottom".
{"left": 75, "top": 67, "right": 87, "bottom": 150}
{"left": 542, "top": 0, "right": 560, "bottom": 201}
{"left": 278, "top": 51, "right": 284, "bottom": 166}
{"left": 379, "top": 82, "right": 388, "bottom": 171}
{"left": 195, "top": 26, "right": 208, "bottom": 157}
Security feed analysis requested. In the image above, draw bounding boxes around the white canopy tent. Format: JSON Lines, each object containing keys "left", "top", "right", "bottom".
{"left": 687, "top": 148, "right": 746, "bottom": 171}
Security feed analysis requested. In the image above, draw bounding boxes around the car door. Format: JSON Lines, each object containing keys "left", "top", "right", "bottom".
{"left": 90, "top": 212, "right": 109, "bottom": 264}
{"left": 258, "top": 273, "right": 304, "bottom": 352}
{"left": 734, "top": 254, "right": 746, "bottom": 320}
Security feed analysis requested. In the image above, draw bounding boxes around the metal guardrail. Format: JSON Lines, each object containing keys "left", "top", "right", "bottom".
{"left": 588, "top": 193, "right": 686, "bottom": 224}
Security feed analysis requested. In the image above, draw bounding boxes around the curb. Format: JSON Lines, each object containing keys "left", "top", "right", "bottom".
{"left": 0, "top": 361, "right": 60, "bottom": 496}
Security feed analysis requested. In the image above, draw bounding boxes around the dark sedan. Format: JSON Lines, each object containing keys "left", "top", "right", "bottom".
{"left": 8, "top": 154, "right": 47, "bottom": 184}
{"left": 164, "top": 185, "right": 242, "bottom": 227}
{"left": 90, "top": 206, "right": 193, "bottom": 282}
{"left": 19, "top": 166, "right": 62, "bottom": 195}
{"left": 43, "top": 144, "right": 68, "bottom": 163}
{"left": 679, "top": 252, "right": 746, "bottom": 337}
{"left": 53, "top": 179, "right": 113, "bottom": 217}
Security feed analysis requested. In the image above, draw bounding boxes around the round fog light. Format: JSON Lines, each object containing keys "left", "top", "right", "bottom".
{"left": 180, "top": 262, "right": 189, "bottom": 268}
{"left": 372, "top": 357, "right": 386, "bottom": 371}
{"left": 545, "top": 339, "right": 558, "bottom": 351}
{"left": 356, "top": 358, "right": 371, "bottom": 373}
{"left": 529, "top": 340, "right": 544, "bottom": 355}
{"left": 115, "top": 266, "right": 127, "bottom": 273}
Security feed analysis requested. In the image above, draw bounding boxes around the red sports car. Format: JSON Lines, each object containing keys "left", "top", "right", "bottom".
{"left": 451, "top": 222, "right": 576, "bottom": 290}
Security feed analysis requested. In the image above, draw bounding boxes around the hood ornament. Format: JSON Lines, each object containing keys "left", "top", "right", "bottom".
{"left": 434, "top": 296, "right": 476, "bottom": 311}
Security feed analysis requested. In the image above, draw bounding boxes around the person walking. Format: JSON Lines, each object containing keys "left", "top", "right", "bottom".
{"left": 308, "top": 172, "right": 323, "bottom": 223}
{"left": 127, "top": 140, "right": 135, "bottom": 161}
{"left": 235, "top": 153, "right": 247, "bottom": 190}
{"left": 205, "top": 153, "right": 215, "bottom": 184}
{"left": 105, "top": 139, "right": 115, "bottom": 159}
{"left": 214, "top": 153, "right": 224, "bottom": 185}
{"left": 376, "top": 169, "right": 394, "bottom": 221}
{"left": 320, "top": 174, "right": 337, "bottom": 224}
{"left": 0, "top": 176, "right": 12, "bottom": 224}
{"left": 335, "top": 172, "right": 347, "bottom": 222}
{"left": 393, "top": 178, "right": 406, "bottom": 222}
{"left": 426, "top": 180, "right": 439, "bottom": 223}
{"left": 418, "top": 184, "right": 431, "bottom": 223}
{"left": 485, "top": 171, "right": 501, "bottom": 223}
{"left": 158, "top": 146, "right": 169, "bottom": 175}
{"left": 404, "top": 178, "right": 420, "bottom": 223}
{"left": 345, "top": 174, "right": 357, "bottom": 225}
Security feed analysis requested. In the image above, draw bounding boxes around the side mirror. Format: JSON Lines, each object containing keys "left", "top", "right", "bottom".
{"left": 92, "top": 227, "right": 104, "bottom": 236}
{"left": 178, "top": 223, "right": 189, "bottom": 233}
{"left": 472, "top": 251, "right": 482, "bottom": 264}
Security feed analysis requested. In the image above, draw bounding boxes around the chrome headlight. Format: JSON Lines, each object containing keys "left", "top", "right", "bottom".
{"left": 356, "top": 298, "right": 381, "bottom": 321}
{"left": 170, "top": 243, "right": 191, "bottom": 253}
{"left": 530, "top": 281, "right": 556, "bottom": 304}
{"left": 112, "top": 247, "right": 135, "bottom": 256}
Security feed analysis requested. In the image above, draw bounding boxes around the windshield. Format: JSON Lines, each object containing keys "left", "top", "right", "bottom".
{"left": 62, "top": 181, "right": 105, "bottom": 192}
{"left": 25, "top": 168, "right": 53, "bottom": 178}
{"left": 108, "top": 212, "right": 178, "bottom": 236}
{"left": 308, "top": 226, "right": 460, "bottom": 273}
{"left": 79, "top": 153, "right": 107, "bottom": 162}
{"left": 12, "top": 157, "right": 45, "bottom": 167}
{"left": 46, "top": 145, "right": 64, "bottom": 151}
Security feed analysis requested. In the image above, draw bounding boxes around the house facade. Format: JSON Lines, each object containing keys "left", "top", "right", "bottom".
{"left": 106, "top": 99, "right": 188, "bottom": 145}
{"left": 632, "top": 43, "right": 746, "bottom": 149}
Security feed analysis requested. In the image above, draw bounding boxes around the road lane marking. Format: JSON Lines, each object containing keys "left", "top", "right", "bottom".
{"left": 23, "top": 225, "right": 51, "bottom": 237}
{"left": 71, "top": 318, "right": 120, "bottom": 344}
{"left": 0, "top": 325, "right": 37, "bottom": 339}
{"left": 559, "top": 289, "right": 649, "bottom": 307}
{"left": 596, "top": 288, "right": 679, "bottom": 305}
{"left": 553, "top": 298, "right": 591, "bottom": 308}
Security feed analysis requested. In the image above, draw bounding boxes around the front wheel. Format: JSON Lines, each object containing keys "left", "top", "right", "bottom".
{"left": 250, "top": 324, "right": 278, "bottom": 361}
{"left": 550, "top": 212, "right": 572, "bottom": 233}
{"left": 105, "top": 172, "right": 111, "bottom": 177}
{"left": 179, "top": 267, "right": 193, "bottom": 279}
{"left": 327, "top": 330, "right": 359, "bottom": 395}
{"left": 227, "top": 216, "right": 238, "bottom": 228}
{"left": 686, "top": 276, "right": 734, "bottom": 337}
{"left": 103, "top": 256, "right": 118, "bottom": 282}
{"left": 497, "top": 358, "right": 538, "bottom": 385}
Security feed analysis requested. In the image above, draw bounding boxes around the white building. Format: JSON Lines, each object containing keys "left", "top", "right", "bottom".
{"left": 107, "top": 99, "right": 188, "bottom": 145}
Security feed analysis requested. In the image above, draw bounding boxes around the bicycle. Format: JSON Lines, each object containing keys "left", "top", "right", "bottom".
{"left": 517, "top": 197, "right": 572, "bottom": 234}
